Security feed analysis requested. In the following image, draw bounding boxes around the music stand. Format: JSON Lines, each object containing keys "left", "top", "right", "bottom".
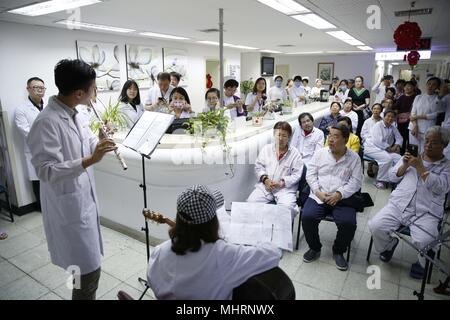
{"left": 122, "top": 111, "right": 175, "bottom": 299}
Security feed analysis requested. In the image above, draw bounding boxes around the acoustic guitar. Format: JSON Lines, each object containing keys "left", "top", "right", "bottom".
{"left": 142, "top": 208, "right": 176, "bottom": 228}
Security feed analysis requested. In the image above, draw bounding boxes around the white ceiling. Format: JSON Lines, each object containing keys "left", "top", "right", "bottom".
{"left": 0, "top": 0, "right": 449, "bottom": 55}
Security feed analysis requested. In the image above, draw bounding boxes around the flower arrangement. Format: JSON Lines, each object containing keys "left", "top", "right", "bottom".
{"left": 187, "top": 108, "right": 229, "bottom": 148}
{"left": 89, "top": 98, "right": 128, "bottom": 134}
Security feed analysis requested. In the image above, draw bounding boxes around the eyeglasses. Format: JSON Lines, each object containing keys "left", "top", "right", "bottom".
{"left": 30, "top": 86, "right": 46, "bottom": 91}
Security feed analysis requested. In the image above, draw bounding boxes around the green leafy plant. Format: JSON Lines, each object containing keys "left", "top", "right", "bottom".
{"left": 240, "top": 78, "right": 254, "bottom": 95}
{"left": 89, "top": 98, "right": 128, "bottom": 134}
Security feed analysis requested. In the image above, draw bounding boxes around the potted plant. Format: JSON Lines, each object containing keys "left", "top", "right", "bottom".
{"left": 240, "top": 78, "right": 254, "bottom": 102}
{"left": 252, "top": 111, "right": 264, "bottom": 126}
{"left": 89, "top": 98, "right": 128, "bottom": 134}
{"left": 187, "top": 108, "right": 229, "bottom": 148}
{"left": 282, "top": 99, "right": 293, "bottom": 114}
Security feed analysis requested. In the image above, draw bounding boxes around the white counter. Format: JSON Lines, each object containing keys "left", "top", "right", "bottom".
{"left": 94, "top": 102, "right": 331, "bottom": 242}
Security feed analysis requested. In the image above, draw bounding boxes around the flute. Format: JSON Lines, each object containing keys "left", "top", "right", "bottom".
{"left": 89, "top": 100, "right": 128, "bottom": 170}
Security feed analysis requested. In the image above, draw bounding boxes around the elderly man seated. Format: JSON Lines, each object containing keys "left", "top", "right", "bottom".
{"left": 290, "top": 112, "right": 324, "bottom": 166}
{"left": 302, "top": 124, "right": 363, "bottom": 271}
{"left": 368, "top": 126, "right": 450, "bottom": 279}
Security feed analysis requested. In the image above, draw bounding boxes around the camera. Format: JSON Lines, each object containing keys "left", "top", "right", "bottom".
{"left": 407, "top": 144, "right": 418, "bottom": 157}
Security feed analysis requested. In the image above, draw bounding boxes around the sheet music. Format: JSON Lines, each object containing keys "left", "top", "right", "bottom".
{"left": 227, "top": 202, "right": 293, "bottom": 251}
{"left": 122, "top": 111, "right": 174, "bottom": 156}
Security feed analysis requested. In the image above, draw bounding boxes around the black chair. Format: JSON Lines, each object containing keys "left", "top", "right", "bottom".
{"left": 0, "top": 181, "right": 13, "bottom": 222}
{"left": 295, "top": 167, "right": 352, "bottom": 262}
{"left": 366, "top": 225, "right": 410, "bottom": 263}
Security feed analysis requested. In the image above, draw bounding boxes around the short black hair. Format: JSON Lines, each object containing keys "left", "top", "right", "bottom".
{"left": 170, "top": 71, "right": 181, "bottom": 82}
{"left": 354, "top": 75, "right": 364, "bottom": 83}
{"left": 293, "top": 75, "right": 302, "bottom": 82}
{"left": 119, "top": 80, "right": 141, "bottom": 106}
{"left": 298, "top": 112, "right": 314, "bottom": 124}
{"left": 274, "top": 75, "right": 283, "bottom": 82}
{"left": 224, "top": 79, "right": 239, "bottom": 89}
{"left": 382, "top": 98, "right": 393, "bottom": 105}
{"left": 343, "top": 98, "right": 353, "bottom": 105}
{"left": 427, "top": 76, "right": 441, "bottom": 87}
{"left": 157, "top": 72, "right": 171, "bottom": 82}
{"left": 302, "top": 78, "right": 309, "bottom": 84}
{"left": 395, "top": 79, "right": 406, "bottom": 86}
{"left": 273, "top": 121, "right": 292, "bottom": 137}
{"left": 404, "top": 81, "right": 415, "bottom": 87}
{"left": 27, "top": 77, "right": 44, "bottom": 86}
{"left": 170, "top": 86, "right": 191, "bottom": 105}
{"left": 330, "top": 101, "right": 342, "bottom": 110}
{"left": 54, "top": 59, "right": 96, "bottom": 96}
{"left": 384, "top": 109, "right": 397, "bottom": 117}
{"left": 371, "top": 103, "right": 383, "bottom": 111}
{"left": 385, "top": 87, "right": 396, "bottom": 95}
{"left": 331, "top": 123, "right": 350, "bottom": 140}
{"left": 337, "top": 116, "right": 353, "bottom": 133}
{"left": 205, "top": 88, "right": 220, "bottom": 100}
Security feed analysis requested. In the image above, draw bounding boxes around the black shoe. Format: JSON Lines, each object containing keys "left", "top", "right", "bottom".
{"left": 333, "top": 254, "right": 348, "bottom": 271}
{"left": 409, "top": 261, "right": 425, "bottom": 279}
{"left": 303, "top": 249, "right": 321, "bottom": 263}
{"left": 379, "top": 238, "right": 399, "bottom": 262}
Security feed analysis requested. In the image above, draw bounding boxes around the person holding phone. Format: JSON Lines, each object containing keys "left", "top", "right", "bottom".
{"left": 245, "top": 77, "right": 267, "bottom": 113}
{"left": 363, "top": 109, "right": 403, "bottom": 189}
{"left": 168, "top": 87, "right": 193, "bottom": 119}
{"left": 368, "top": 126, "right": 450, "bottom": 279}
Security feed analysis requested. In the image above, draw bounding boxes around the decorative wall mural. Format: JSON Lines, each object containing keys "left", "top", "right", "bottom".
{"left": 76, "top": 40, "right": 121, "bottom": 92}
{"left": 125, "top": 44, "right": 163, "bottom": 89}
{"left": 163, "top": 48, "right": 188, "bottom": 87}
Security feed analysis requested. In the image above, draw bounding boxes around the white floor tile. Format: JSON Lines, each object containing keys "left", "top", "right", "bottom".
{"left": 0, "top": 275, "right": 49, "bottom": 300}
{"left": 0, "top": 232, "right": 44, "bottom": 259}
{"left": 0, "top": 261, "right": 27, "bottom": 288}
{"left": 30, "top": 263, "right": 69, "bottom": 290}
{"left": 8, "top": 243, "right": 50, "bottom": 273}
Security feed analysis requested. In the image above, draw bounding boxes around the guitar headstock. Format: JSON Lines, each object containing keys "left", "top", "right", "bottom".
{"left": 142, "top": 209, "right": 166, "bottom": 224}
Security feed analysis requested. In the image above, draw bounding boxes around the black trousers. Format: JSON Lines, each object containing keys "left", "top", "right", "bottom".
{"left": 31, "top": 180, "right": 41, "bottom": 210}
{"left": 301, "top": 198, "right": 357, "bottom": 255}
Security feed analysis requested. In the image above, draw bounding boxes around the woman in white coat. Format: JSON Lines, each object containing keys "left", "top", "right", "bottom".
{"left": 268, "top": 75, "right": 288, "bottom": 103}
{"left": 247, "top": 121, "right": 304, "bottom": 220}
{"left": 118, "top": 80, "right": 144, "bottom": 130}
{"left": 27, "top": 59, "right": 117, "bottom": 300}
{"left": 14, "top": 77, "right": 46, "bottom": 206}
{"left": 339, "top": 98, "right": 358, "bottom": 133}
{"left": 288, "top": 75, "right": 306, "bottom": 107}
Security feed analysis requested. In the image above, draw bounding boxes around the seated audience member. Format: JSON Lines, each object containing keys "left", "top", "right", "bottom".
{"left": 118, "top": 80, "right": 144, "bottom": 129}
{"left": 385, "top": 87, "right": 396, "bottom": 101}
{"left": 335, "top": 79, "right": 349, "bottom": 102}
{"left": 168, "top": 87, "right": 193, "bottom": 119}
{"left": 145, "top": 72, "right": 174, "bottom": 112}
{"left": 329, "top": 76, "right": 340, "bottom": 95}
{"left": 361, "top": 103, "right": 384, "bottom": 145}
{"left": 310, "top": 79, "right": 324, "bottom": 98}
{"left": 247, "top": 122, "right": 303, "bottom": 220}
{"left": 147, "top": 185, "right": 282, "bottom": 299}
{"left": 319, "top": 102, "right": 341, "bottom": 137}
{"left": 203, "top": 88, "right": 221, "bottom": 112}
{"left": 368, "top": 126, "right": 450, "bottom": 278}
{"left": 170, "top": 71, "right": 181, "bottom": 88}
{"left": 268, "top": 75, "right": 288, "bottom": 103}
{"left": 301, "top": 77, "right": 311, "bottom": 95}
{"left": 288, "top": 75, "right": 306, "bottom": 107}
{"left": 394, "top": 79, "right": 406, "bottom": 100}
{"left": 339, "top": 98, "right": 358, "bottom": 133}
{"left": 381, "top": 98, "right": 394, "bottom": 111}
{"left": 302, "top": 124, "right": 363, "bottom": 271}
{"left": 223, "top": 79, "right": 245, "bottom": 119}
{"left": 290, "top": 112, "right": 324, "bottom": 166}
{"left": 325, "top": 116, "right": 360, "bottom": 154}
{"left": 285, "top": 78, "right": 293, "bottom": 96}
{"left": 409, "top": 77, "right": 445, "bottom": 154}
{"left": 245, "top": 77, "right": 267, "bottom": 113}
{"left": 363, "top": 109, "right": 403, "bottom": 189}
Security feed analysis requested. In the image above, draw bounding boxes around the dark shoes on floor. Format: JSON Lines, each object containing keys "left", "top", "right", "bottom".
{"left": 303, "top": 249, "right": 321, "bottom": 263}
{"left": 333, "top": 254, "right": 348, "bottom": 271}
{"left": 409, "top": 261, "right": 425, "bottom": 279}
{"left": 380, "top": 238, "right": 399, "bottom": 262}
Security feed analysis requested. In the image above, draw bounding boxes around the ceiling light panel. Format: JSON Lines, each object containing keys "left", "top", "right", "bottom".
{"left": 9, "top": 0, "right": 100, "bottom": 16}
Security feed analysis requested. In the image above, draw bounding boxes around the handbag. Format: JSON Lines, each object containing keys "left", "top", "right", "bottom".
{"left": 336, "top": 191, "right": 374, "bottom": 212}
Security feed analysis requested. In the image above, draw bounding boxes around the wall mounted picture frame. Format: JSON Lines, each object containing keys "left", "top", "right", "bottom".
{"left": 125, "top": 44, "right": 163, "bottom": 89}
{"left": 163, "top": 48, "right": 188, "bottom": 87}
{"left": 317, "top": 62, "right": 334, "bottom": 85}
{"left": 76, "top": 40, "right": 121, "bottom": 92}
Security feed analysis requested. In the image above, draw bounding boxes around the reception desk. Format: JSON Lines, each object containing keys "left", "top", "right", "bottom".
{"left": 94, "top": 101, "right": 331, "bottom": 243}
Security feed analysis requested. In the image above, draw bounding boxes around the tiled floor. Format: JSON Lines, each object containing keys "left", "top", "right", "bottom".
{"left": 0, "top": 175, "right": 449, "bottom": 300}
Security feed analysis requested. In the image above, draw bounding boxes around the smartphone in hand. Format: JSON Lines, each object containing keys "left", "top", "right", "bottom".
{"left": 407, "top": 143, "right": 418, "bottom": 157}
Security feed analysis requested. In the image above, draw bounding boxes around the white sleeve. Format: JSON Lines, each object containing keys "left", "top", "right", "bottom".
{"left": 14, "top": 107, "right": 31, "bottom": 139}
{"left": 255, "top": 145, "right": 268, "bottom": 180}
{"left": 336, "top": 155, "right": 363, "bottom": 199}
{"left": 371, "top": 123, "right": 390, "bottom": 150}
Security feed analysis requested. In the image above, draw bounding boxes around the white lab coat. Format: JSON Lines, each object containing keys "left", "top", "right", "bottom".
{"left": 145, "top": 85, "right": 174, "bottom": 106}
{"left": 368, "top": 155, "right": 450, "bottom": 254}
{"left": 119, "top": 102, "right": 144, "bottom": 129}
{"left": 372, "top": 83, "right": 394, "bottom": 104}
{"left": 247, "top": 143, "right": 304, "bottom": 219}
{"left": 360, "top": 116, "right": 382, "bottom": 144}
{"left": 310, "top": 86, "right": 323, "bottom": 98}
{"left": 14, "top": 99, "right": 42, "bottom": 180}
{"left": 244, "top": 93, "right": 264, "bottom": 113}
{"left": 339, "top": 110, "right": 359, "bottom": 133}
{"left": 290, "top": 125, "right": 324, "bottom": 165}
{"left": 268, "top": 86, "right": 287, "bottom": 102}
{"left": 287, "top": 86, "right": 306, "bottom": 107}
{"left": 364, "top": 121, "right": 403, "bottom": 182}
{"left": 147, "top": 239, "right": 281, "bottom": 300}
{"left": 27, "top": 96, "right": 103, "bottom": 275}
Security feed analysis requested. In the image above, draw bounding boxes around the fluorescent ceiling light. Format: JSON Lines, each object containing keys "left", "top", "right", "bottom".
{"left": 357, "top": 46, "right": 373, "bottom": 51}
{"left": 341, "top": 39, "right": 365, "bottom": 46}
{"left": 56, "top": 20, "right": 134, "bottom": 33}
{"left": 257, "top": 0, "right": 310, "bottom": 15}
{"left": 285, "top": 51, "right": 324, "bottom": 55}
{"left": 230, "top": 45, "right": 259, "bottom": 50}
{"left": 391, "top": 62, "right": 400, "bottom": 65}
{"left": 375, "top": 50, "right": 431, "bottom": 61}
{"left": 326, "top": 30, "right": 367, "bottom": 46}
{"left": 260, "top": 49, "right": 283, "bottom": 53}
{"left": 9, "top": 0, "right": 100, "bottom": 16}
{"left": 325, "top": 50, "right": 366, "bottom": 54}
{"left": 140, "top": 32, "right": 189, "bottom": 40}
{"left": 291, "top": 13, "right": 336, "bottom": 29}
{"left": 196, "top": 41, "right": 233, "bottom": 47}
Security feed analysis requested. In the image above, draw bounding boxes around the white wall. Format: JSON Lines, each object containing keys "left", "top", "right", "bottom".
{"left": 0, "top": 21, "right": 241, "bottom": 208}
{"left": 275, "top": 53, "right": 376, "bottom": 89}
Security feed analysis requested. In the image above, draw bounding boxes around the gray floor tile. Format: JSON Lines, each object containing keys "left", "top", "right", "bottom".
{"left": 16, "top": 212, "right": 43, "bottom": 231}
{"left": 340, "top": 271, "right": 399, "bottom": 300}
{"left": 38, "top": 291, "right": 64, "bottom": 300}
{"left": 30, "top": 263, "right": 69, "bottom": 290}
{"left": 0, "top": 261, "right": 27, "bottom": 288}
{"left": 102, "top": 249, "right": 148, "bottom": 281}
{"left": 293, "top": 281, "right": 339, "bottom": 300}
{"left": 8, "top": 243, "right": 51, "bottom": 273}
{"left": 99, "top": 282, "right": 153, "bottom": 300}
{"left": 0, "top": 232, "right": 44, "bottom": 259}
{"left": 0, "top": 275, "right": 49, "bottom": 300}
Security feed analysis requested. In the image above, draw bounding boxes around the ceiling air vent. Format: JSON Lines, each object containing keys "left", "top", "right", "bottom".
{"left": 394, "top": 8, "right": 432, "bottom": 17}
{"left": 277, "top": 44, "right": 295, "bottom": 47}
{"left": 198, "top": 28, "right": 221, "bottom": 33}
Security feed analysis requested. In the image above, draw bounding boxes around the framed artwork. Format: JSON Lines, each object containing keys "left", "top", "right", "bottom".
{"left": 125, "top": 44, "right": 163, "bottom": 89}
{"left": 317, "top": 62, "right": 334, "bottom": 85}
{"left": 163, "top": 48, "right": 188, "bottom": 87}
{"left": 76, "top": 40, "right": 121, "bottom": 92}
